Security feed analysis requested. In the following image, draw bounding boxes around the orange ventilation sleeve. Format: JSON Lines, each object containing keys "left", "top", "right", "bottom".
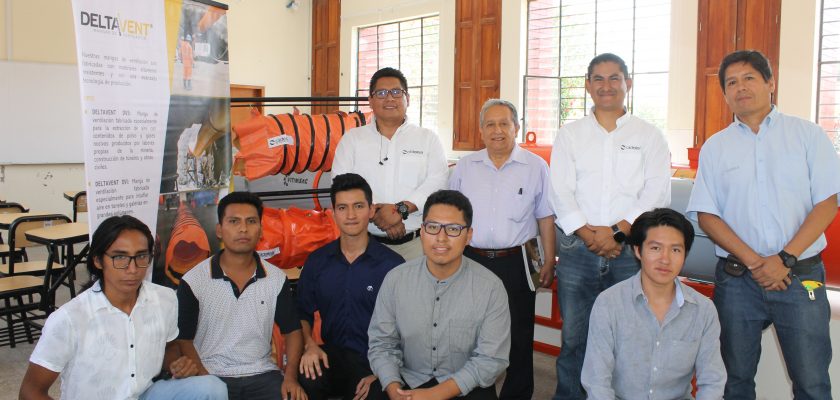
{"left": 232, "top": 110, "right": 370, "bottom": 181}
{"left": 256, "top": 206, "right": 340, "bottom": 269}
{"left": 165, "top": 203, "right": 211, "bottom": 285}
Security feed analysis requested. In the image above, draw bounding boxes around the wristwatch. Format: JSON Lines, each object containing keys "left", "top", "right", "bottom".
{"left": 611, "top": 224, "right": 626, "bottom": 244}
{"left": 395, "top": 201, "right": 410, "bottom": 220}
{"left": 778, "top": 250, "right": 797, "bottom": 268}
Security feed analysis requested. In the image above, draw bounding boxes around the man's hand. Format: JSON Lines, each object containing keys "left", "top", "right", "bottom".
{"left": 352, "top": 375, "right": 379, "bottom": 400}
{"left": 395, "top": 388, "right": 439, "bottom": 400}
{"left": 539, "top": 258, "right": 556, "bottom": 288}
{"left": 281, "top": 376, "right": 308, "bottom": 400}
{"left": 748, "top": 256, "right": 791, "bottom": 291}
{"left": 601, "top": 240, "right": 623, "bottom": 259}
{"left": 299, "top": 344, "right": 329, "bottom": 380}
{"left": 384, "top": 221, "right": 407, "bottom": 240}
{"left": 588, "top": 224, "right": 617, "bottom": 256}
{"left": 386, "top": 382, "right": 411, "bottom": 400}
{"left": 575, "top": 225, "right": 596, "bottom": 248}
{"left": 169, "top": 356, "right": 202, "bottom": 378}
{"left": 373, "top": 204, "right": 403, "bottom": 231}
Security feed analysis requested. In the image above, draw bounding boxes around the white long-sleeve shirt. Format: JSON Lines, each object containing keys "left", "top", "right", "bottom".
{"left": 550, "top": 111, "right": 671, "bottom": 233}
{"left": 332, "top": 117, "right": 449, "bottom": 235}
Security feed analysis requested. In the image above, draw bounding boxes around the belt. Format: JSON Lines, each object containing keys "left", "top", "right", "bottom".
{"left": 373, "top": 230, "right": 420, "bottom": 245}
{"left": 719, "top": 253, "right": 822, "bottom": 277}
{"left": 466, "top": 245, "right": 522, "bottom": 259}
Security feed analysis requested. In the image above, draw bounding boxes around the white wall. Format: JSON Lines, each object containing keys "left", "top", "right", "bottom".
{"left": 777, "top": 0, "right": 821, "bottom": 120}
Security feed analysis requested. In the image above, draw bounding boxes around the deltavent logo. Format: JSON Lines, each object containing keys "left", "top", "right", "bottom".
{"left": 80, "top": 11, "right": 152, "bottom": 38}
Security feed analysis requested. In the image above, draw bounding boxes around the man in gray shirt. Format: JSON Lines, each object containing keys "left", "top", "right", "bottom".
{"left": 581, "top": 208, "right": 725, "bottom": 400}
{"left": 368, "top": 190, "right": 511, "bottom": 400}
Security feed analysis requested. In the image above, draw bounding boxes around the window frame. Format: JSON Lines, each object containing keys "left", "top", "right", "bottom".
{"left": 816, "top": 0, "right": 840, "bottom": 149}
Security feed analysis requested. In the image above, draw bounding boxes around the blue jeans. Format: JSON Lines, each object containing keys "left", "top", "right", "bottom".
{"left": 552, "top": 229, "right": 639, "bottom": 400}
{"left": 714, "top": 258, "right": 832, "bottom": 399}
{"left": 141, "top": 375, "right": 228, "bottom": 400}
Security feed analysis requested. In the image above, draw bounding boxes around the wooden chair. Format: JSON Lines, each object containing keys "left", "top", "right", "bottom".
{"left": 0, "top": 274, "right": 46, "bottom": 347}
{"left": 0, "top": 214, "right": 73, "bottom": 296}
{"left": 0, "top": 202, "right": 29, "bottom": 263}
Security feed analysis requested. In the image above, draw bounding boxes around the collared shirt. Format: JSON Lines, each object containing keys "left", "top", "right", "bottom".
{"left": 332, "top": 116, "right": 449, "bottom": 235}
{"left": 581, "top": 272, "right": 726, "bottom": 400}
{"left": 177, "top": 251, "right": 301, "bottom": 377}
{"left": 368, "top": 256, "right": 511, "bottom": 395}
{"left": 30, "top": 281, "right": 178, "bottom": 400}
{"left": 296, "top": 238, "right": 404, "bottom": 356}
{"left": 687, "top": 107, "right": 840, "bottom": 258}
{"left": 450, "top": 145, "right": 554, "bottom": 248}
{"left": 550, "top": 110, "right": 671, "bottom": 233}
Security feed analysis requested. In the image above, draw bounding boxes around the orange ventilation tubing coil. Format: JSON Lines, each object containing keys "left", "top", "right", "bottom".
{"left": 165, "top": 203, "right": 211, "bottom": 285}
{"left": 232, "top": 109, "right": 370, "bottom": 181}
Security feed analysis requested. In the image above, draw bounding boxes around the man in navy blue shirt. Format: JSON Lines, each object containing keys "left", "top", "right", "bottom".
{"left": 297, "top": 173, "right": 405, "bottom": 400}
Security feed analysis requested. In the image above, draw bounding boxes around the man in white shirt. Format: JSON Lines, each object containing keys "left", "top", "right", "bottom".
{"left": 549, "top": 53, "right": 672, "bottom": 400}
{"left": 332, "top": 67, "right": 449, "bottom": 261}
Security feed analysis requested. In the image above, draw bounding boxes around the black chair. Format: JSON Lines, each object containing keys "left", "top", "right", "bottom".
{"left": 72, "top": 192, "right": 87, "bottom": 223}
{"left": 0, "top": 202, "right": 29, "bottom": 263}
{"left": 0, "top": 214, "right": 74, "bottom": 297}
{"left": 0, "top": 274, "right": 47, "bottom": 347}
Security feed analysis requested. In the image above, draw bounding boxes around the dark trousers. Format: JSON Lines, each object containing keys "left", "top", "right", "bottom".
{"left": 414, "top": 378, "right": 497, "bottom": 399}
{"left": 299, "top": 344, "right": 386, "bottom": 400}
{"left": 465, "top": 248, "right": 535, "bottom": 400}
{"left": 220, "top": 370, "right": 283, "bottom": 400}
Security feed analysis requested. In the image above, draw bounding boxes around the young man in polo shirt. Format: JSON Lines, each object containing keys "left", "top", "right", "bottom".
{"left": 176, "top": 192, "right": 307, "bottom": 400}
{"left": 296, "top": 173, "right": 404, "bottom": 399}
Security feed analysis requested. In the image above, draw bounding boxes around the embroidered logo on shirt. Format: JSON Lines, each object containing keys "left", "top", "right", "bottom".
{"left": 620, "top": 145, "right": 641, "bottom": 151}
{"left": 367, "top": 285, "right": 374, "bottom": 292}
{"left": 402, "top": 149, "right": 424, "bottom": 155}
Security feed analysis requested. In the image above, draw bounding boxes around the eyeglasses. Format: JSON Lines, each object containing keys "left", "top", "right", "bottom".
{"left": 422, "top": 221, "right": 468, "bottom": 237}
{"left": 105, "top": 253, "right": 152, "bottom": 269}
{"left": 372, "top": 88, "right": 407, "bottom": 99}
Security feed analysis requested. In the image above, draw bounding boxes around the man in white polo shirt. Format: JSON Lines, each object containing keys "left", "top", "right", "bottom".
{"left": 332, "top": 67, "right": 449, "bottom": 261}
{"left": 176, "top": 192, "right": 307, "bottom": 400}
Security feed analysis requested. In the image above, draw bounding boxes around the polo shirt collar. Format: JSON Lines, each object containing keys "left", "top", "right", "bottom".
{"left": 210, "top": 250, "right": 266, "bottom": 280}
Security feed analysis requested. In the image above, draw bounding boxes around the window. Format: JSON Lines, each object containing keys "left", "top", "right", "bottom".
{"left": 524, "top": 0, "right": 671, "bottom": 143}
{"left": 355, "top": 15, "right": 440, "bottom": 129}
{"left": 818, "top": 0, "right": 840, "bottom": 150}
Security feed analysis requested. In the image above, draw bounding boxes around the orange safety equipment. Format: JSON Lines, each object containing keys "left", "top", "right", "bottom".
{"left": 520, "top": 131, "right": 552, "bottom": 165}
{"left": 256, "top": 206, "right": 340, "bottom": 269}
{"left": 165, "top": 203, "right": 211, "bottom": 285}
{"left": 232, "top": 109, "right": 369, "bottom": 181}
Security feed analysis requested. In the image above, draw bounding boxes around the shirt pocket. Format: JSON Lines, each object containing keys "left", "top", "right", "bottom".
{"left": 616, "top": 151, "right": 644, "bottom": 190}
{"left": 509, "top": 189, "right": 535, "bottom": 222}
{"left": 664, "top": 338, "right": 700, "bottom": 377}
{"left": 398, "top": 154, "right": 425, "bottom": 189}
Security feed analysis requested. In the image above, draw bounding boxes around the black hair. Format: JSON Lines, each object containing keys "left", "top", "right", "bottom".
{"left": 330, "top": 173, "right": 373, "bottom": 205}
{"left": 718, "top": 50, "right": 773, "bottom": 92}
{"left": 369, "top": 67, "right": 408, "bottom": 95}
{"left": 217, "top": 191, "right": 263, "bottom": 222}
{"left": 628, "top": 208, "right": 695, "bottom": 255}
{"left": 85, "top": 215, "right": 154, "bottom": 292}
{"left": 587, "top": 53, "right": 630, "bottom": 80}
{"left": 422, "top": 190, "right": 473, "bottom": 227}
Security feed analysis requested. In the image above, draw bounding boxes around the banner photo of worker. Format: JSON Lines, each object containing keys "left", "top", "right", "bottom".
{"left": 72, "top": 0, "right": 230, "bottom": 284}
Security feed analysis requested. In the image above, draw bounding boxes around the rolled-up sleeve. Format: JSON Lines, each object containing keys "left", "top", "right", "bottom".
{"left": 449, "top": 280, "right": 511, "bottom": 394}
{"left": 367, "top": 271, "right": 404, "bottom": 389}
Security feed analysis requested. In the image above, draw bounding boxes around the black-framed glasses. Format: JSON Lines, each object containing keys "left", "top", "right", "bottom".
{"left": 106, "top": 253, "right": 152, "bottom": 269}
{"left": 422, "top": 221, "right": 468, "bottom": 237}
{"left": 372, "top": 88, "right": 407, "bottom": 99}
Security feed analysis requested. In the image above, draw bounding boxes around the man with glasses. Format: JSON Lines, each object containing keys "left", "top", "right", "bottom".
{"left": 333, "top": 67, "right": 448, "bottom": 261}
{"left": 450, "top": 99, "right": 554, "bottom": 399}
{"left": 549, "top": 53, "right": 671, "bottom": 400}
{"left": 175, "top": 192, "right": 308, "bottom": 400}
{"left": 368, "top": 190, "right": 511, "bottom": 400}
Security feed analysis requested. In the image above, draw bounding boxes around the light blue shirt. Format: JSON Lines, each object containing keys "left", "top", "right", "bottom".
{"left": 686, "top": 107, "right": 840, "bottom": 258}
{"left": 450, "top": 145, "right": 554, "bottom": 249}
{"left": 581, "top": 272, "right": 726, "bottom": 400}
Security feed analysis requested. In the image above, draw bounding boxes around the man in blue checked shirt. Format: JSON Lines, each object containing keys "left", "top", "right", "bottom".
{"left": 687, "top": 50, "right": 840, "bottom": 399}
{"left": 297, "top": 173, "right": 404, "bottom": 400}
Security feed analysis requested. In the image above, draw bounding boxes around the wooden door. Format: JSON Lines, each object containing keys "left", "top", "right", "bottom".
{"left": 312, "top": 0, "right": 341, "bottom": 115}
{"left": 453, "top": 0, "right": 502, "bottom": 151}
